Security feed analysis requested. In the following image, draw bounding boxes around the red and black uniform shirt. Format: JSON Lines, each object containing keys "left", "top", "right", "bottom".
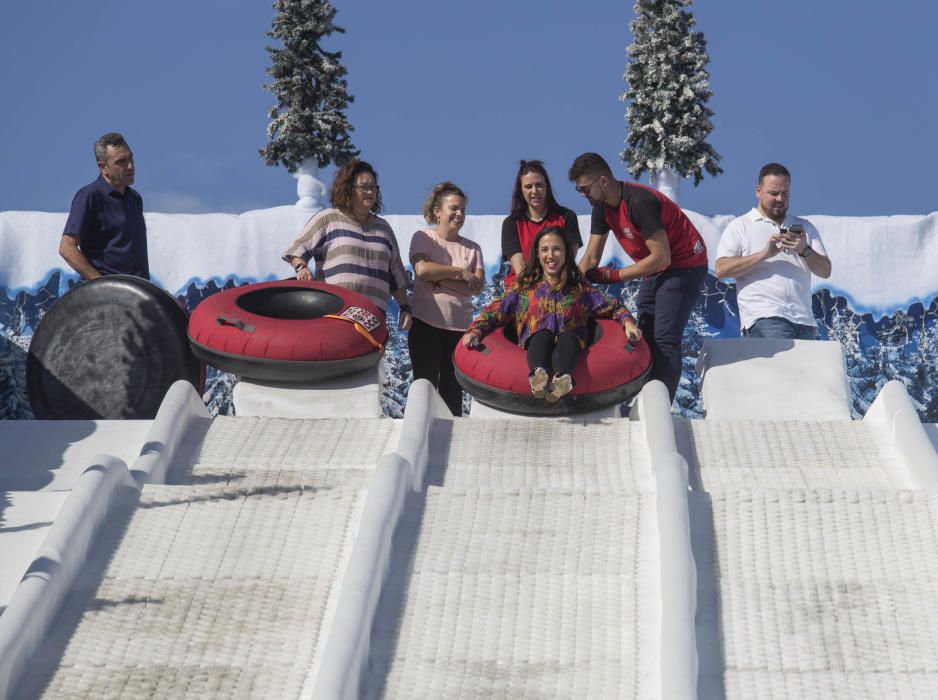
{"left": 590, "top": 182, "right": 707, "bottom": 272}
{"left": 501, "top": 207, "right": 583, "bottom": 287}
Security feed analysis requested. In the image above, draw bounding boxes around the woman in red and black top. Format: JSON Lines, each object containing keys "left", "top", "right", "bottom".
{"left": 501, "top": 160, "right": 582, "bottom": 289}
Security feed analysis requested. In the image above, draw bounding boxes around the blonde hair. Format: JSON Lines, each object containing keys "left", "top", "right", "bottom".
{"left": 422, "top": 181, "right": 467, "bottom": 224}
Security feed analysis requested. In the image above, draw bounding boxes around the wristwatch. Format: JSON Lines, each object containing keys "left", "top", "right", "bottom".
{"left": 799, "top": 246, "right": 814, "bottom": 258}
{"left": 294, "top": 261, "right": 307, "bottom": 272}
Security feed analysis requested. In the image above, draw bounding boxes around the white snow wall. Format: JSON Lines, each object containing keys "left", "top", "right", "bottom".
{"left": 1, "top": 207, "right": 936, "bottom": 420}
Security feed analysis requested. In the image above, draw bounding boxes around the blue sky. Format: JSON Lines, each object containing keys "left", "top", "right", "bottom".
{"left": 2, "top": 1, "right": 936, "bottom": 217}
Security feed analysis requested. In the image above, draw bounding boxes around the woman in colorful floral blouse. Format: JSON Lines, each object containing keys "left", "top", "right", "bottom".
{"left": 462, "top": 226, "right": 641, "bottom": 402}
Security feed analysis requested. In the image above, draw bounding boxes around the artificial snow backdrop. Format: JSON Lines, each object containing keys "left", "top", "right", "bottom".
{"left": 1, "top": 208, "right": 936, "bottom": 421}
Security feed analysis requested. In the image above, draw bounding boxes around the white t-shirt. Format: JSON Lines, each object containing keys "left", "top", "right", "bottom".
{"left": 716, "top": 208, "right": 828, "bottom": 331}
{"left": 409, "top": 229, "right": 484, "bottom": 331}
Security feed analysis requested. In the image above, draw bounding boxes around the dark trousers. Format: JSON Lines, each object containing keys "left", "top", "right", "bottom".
{"left": 408, "top": 317, "right": 464, "bottom": 416}
{"left": 525, "top": 328, "right": 580, "bottom": 377}
{"left": 635, "top": 265, "right": 707, "bottom": 403}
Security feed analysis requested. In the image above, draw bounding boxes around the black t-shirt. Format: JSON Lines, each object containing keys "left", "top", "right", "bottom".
{"left": 589, "top": 183, "right": 662, "bottom": 239}
{"left": 501, "top": 207, "right": 582, "bottom": 260}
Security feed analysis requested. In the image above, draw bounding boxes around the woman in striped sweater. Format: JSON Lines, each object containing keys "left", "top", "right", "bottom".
{"left": 283, "top": 160, "right": 412, "bottom": 328}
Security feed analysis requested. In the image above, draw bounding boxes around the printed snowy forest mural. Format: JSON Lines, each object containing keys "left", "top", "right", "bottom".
{"left": 1, "top": 249, "right": 935, "bottom": 422}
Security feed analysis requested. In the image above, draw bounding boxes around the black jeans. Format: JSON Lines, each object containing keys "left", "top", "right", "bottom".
{"left": 525, "top": 328, "right": 580, "bottom": 377}
{"left": 635, "top": 265, "right": 707, "bottom": 403}
{"left": 407, "top": 317, "right": 464, "bottom": 416}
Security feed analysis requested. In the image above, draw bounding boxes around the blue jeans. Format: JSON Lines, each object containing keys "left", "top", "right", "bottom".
{"left": 743, "top": 316, "right": 818, "bottom": 340}
{"left": 636, "top": 265, "right": 707, "bottom": 403}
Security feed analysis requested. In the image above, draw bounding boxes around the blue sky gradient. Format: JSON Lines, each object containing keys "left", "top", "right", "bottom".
{"left": 2, "top": 1, "right": 936, "bottom": 217}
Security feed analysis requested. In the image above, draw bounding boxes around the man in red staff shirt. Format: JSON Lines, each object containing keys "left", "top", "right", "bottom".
{"left": 570, "top": 152, "right": 707, "bottom": 404}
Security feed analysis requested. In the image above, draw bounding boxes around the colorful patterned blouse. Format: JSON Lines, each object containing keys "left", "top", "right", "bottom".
{"left": 468, "top": 281, "right": 635, "bottom": 348}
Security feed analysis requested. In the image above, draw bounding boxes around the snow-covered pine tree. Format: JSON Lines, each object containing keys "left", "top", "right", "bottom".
{"left": 260, "top": 0, "right": 358, "bottom": 209}
{"left": 620, "top": 0, "right": 722, "bottom": 203}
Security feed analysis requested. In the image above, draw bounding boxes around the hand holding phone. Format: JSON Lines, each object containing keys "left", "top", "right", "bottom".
{"left": 777, "top": 223, "right": 805, "bottom": 252}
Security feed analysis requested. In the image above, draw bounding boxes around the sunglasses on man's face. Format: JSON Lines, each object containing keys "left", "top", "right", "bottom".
{"left": 575, "top": 177, "right": 601, "bottom": 195}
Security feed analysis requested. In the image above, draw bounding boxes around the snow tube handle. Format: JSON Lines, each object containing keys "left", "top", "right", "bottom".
{"left": 624, "top": 338, "right": 636, "bottom": 353}
{"left": 216, "top": 315, "right": 255, "bottom": 332}
{"left": 324, "top": 314, "right": 385, "bottom": 354}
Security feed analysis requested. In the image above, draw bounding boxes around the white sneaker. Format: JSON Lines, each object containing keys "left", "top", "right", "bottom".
{"left": 546, "top": 373, "right": 573, "bottom": 403}
{"left": 529, "top": 367, "right": 549, "bottom": 398}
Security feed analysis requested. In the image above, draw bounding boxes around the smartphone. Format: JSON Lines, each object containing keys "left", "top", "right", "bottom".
{"left": 777, "top": 223, "right": 804, "bottom": 248}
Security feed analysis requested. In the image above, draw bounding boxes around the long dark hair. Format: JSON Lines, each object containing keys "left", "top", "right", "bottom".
{"left": 509, "top": 159, "right": 563, "bottom": 220}
{"left": 515, "top": 226, "right": 583, "bottom": 292}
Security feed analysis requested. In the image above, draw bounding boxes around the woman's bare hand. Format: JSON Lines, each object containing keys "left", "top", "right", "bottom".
{"left": 462, "top": 331, "right": 481, "bottom": 348}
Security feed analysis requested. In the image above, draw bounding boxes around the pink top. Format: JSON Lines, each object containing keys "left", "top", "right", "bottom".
{"left": 409, "top": 229, "right": 484, "bottom": 331}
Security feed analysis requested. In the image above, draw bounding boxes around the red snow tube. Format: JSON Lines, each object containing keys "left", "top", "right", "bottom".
{"left": 188, "top": 280, "right": 387, "bottom": 382}
{"left": 454, "top": 320, "right": 652, "bottom": 416}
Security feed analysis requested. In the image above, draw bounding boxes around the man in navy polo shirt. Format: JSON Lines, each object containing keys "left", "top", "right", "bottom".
{"left": 569, "top": 152, "right": 708, "bottom": 405}
{"left": 59, "top": 132, "right": 149, "bottom": 280}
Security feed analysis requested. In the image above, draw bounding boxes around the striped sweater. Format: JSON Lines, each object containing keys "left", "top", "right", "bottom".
{"left": 468, "top": 280, "right": 635, "bottom": 348}
{"left": 283, "top": 208, "right": 409, "bottom": 313}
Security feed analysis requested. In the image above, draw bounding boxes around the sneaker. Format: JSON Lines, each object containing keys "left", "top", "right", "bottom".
{"left": 529, "top": 367, "right": 549, "bottom": 398}
{"left": 546, "top": 373, "right": 573, "bottom": 403}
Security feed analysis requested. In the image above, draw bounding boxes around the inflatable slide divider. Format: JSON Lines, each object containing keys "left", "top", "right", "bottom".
{"left": 309, "top": 454, "right": 409, "bottom": 700}
{"left": 0, "top": 455, "right": 137, "bottom": 698}
{"left": 130, "top": 379, "right": 212, "bottom": 485}
{"left": 631, "top": 380, "right": 700, "bottom": 698}
{"left": 864, "top": 379, "right": 938, "bottom": 491}
{"left": 395, "top": 378, "right": 455, "bottom": 490}
{"left": 309, "top": 379, "right": 448, "bottom": 699}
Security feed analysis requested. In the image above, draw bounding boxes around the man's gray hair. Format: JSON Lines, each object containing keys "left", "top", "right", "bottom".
{"left": 94, "top": 132, "right": 129, "bottom": 163}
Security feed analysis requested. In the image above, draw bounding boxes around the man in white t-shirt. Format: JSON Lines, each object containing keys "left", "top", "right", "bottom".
{"left": 715, "top": 163, "right": 832, "bottom": 339}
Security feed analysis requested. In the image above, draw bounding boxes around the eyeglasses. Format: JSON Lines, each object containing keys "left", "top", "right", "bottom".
{"left": 574, "top": 177, "right": 601, "bottom": 195}
{"left": 353, "top": 184, "right": 379, "bottom": 193}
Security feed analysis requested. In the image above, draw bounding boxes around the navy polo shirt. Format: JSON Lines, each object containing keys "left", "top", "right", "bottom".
{"left": 63, "top": 175, "right": 150, "bottom": 279}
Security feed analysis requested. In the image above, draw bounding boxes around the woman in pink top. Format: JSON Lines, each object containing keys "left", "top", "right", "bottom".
{"left": 409, "top": 182, "right": 485, "bottom": 416}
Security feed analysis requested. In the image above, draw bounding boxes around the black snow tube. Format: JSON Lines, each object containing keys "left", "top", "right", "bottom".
{"left": 26, "top": 275, "right": 202, "bottom": 419}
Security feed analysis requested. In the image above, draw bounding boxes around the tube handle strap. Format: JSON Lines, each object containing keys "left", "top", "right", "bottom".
{"left": 324, "top": 314, "right": 385, "bottom": 353}
{"left": 216, "top": 315, "right": 255, "bottom": 332}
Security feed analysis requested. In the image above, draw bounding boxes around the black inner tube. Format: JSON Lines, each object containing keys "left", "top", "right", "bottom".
{"left": 27, "top": 275, "right": 200, "bottom": 420}
{"left": 235, "top": 287, "right": 345, "bottom": 320}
